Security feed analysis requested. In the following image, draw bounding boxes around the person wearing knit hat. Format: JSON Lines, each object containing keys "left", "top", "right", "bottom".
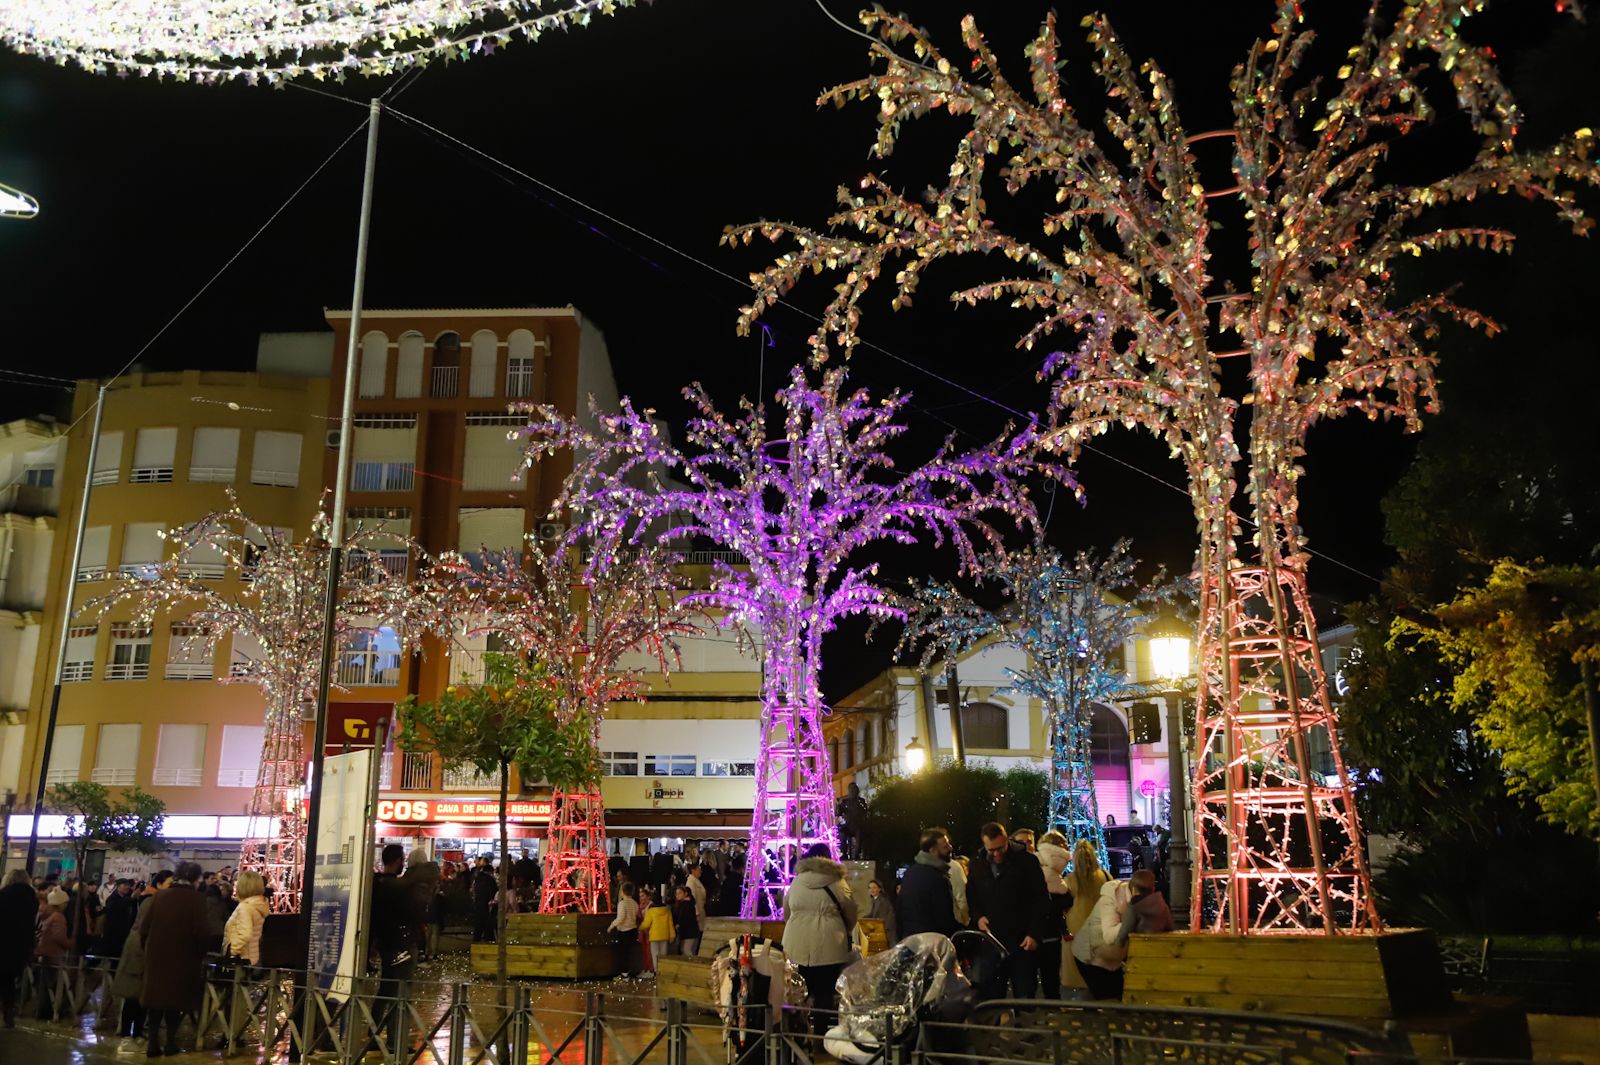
{"left": 32, "top": 887, "right": 71, "bottom": 1020}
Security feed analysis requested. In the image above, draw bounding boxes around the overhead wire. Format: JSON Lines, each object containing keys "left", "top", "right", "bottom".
{"left": 383, "top": 105, "right": 1382, "bottom": 587}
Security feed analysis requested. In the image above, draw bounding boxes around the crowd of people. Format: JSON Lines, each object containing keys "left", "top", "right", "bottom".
{"left": 893, "top": 822, "right": 1173, "bottom": 1002}
{"left": 0, "top": 861, "right": 271, "bottom": 1056}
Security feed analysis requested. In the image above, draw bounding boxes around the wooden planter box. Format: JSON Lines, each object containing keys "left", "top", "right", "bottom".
{"left": 655, "top": 954, "right": 720, "bottom": 1007}
{"left": 470, "top": 912, "right": 621, "bottom": 979}
{"left": 1124, "top": 928, "right": 1452, "bottom": 1019}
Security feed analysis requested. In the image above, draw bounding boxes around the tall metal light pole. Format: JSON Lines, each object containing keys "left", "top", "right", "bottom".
{"left": 298, "top": 97, "right": 381, "bottom": 958}
{"left": 25, "top": 385, "right": 108, "bottom": 873}
{"left": 1147, "top": 609, "right": 1194, "bottom": 929}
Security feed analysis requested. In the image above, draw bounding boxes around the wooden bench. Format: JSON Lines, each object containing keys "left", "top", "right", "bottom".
{"left": 469, "top": 912, "right": 621, "bottom": 979}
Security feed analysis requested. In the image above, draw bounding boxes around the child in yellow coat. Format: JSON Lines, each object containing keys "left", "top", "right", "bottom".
{"left": 639, "top": 889, "right": 676, "bottom": 972}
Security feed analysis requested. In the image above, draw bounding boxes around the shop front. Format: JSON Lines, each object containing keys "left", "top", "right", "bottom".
{"left": 373, "top": 794, "right": 553, "bottom": 863}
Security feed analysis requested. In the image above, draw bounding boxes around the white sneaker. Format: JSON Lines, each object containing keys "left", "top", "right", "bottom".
{"left": 115, "top": 1038, "right": 143, "bottom": 1057}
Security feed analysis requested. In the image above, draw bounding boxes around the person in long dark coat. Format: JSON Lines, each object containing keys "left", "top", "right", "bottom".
{"left": 0, "top": 869, "right": 39, "bottom": 1028}
{"left": 139, "top": 862, "right": 210, "bottom": 1056}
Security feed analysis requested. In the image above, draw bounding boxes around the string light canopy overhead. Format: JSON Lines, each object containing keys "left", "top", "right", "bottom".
{"left": 0, "top": 0, "right": 639, "bottom": 84}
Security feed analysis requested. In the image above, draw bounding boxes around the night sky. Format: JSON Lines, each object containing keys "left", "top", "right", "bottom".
{"left": 2, "top": 2, "right": 1596, "bottom": 697}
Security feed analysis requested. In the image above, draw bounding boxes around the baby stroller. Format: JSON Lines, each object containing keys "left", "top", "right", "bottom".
{"left": 821, "top": 932, "right": 985, "bottom": 1064}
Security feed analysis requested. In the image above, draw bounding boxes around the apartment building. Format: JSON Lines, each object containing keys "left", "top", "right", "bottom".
{"left": 6, "top": 350, "right": 331, "bottom": 868}
{"left": 321, "top": 308, "right": 764, "bottom": 859}
{"left": 0, "top": 416, "right": 67, "bottom": 804}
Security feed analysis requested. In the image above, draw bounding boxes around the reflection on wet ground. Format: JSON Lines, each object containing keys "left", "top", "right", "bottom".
{"left": 3, "top": 953, "right": 795, "bottom": 1065}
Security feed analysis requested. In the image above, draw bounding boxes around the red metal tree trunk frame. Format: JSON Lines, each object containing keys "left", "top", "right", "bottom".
{"left": 1191, "top": 563, "right": 1379, "bottom": 933}
{"left": 240, "top": 707, "right": 306, "bottom": 913}
{"left": 539, "top": 788, "right": 611, "bottom": 914}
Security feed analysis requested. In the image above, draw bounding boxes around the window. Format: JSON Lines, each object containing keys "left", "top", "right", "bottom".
{"left": 189, "top": 427, "right": 240, "bottom": 483}
{"left": 430, "top": 332, "right": 461, "bottom": 398}
{"left": 153, "top": 724, "right": 206, "bottom": 786}
{"left": 843, "top": 730, "right": 856, "bottom": 769}
{"left": 359, "top": 331, "right": 389, "bottom": 398}
{"left": 63, "top": 626, "right": 97, "bottom": 682}
{"left": 177, "top": 540, "right": 226, "bottom": 579}
{"left": 352, "top": 461, "right": 415, "bottom": 492}
{"left": 24, "top": 465, "right": 53, "bottom": 487}
{"left": 644, "top": 754, "right": 696, "bottom": 777}
{"left": 862, "top": 723, "right": 875, "bottom": 763}
{"left": 338, "top": 625, "right": 401, "bottom": 687}
{"left": 602, "top": 751, "right": 639, "bottom": 777}
{"left": 250, "top": 430, "right": 302, "bottom": 487}
{"left": 92, "top": 723, "right": 141, "bottom": 785}
{"left": 164, "top": 624, "right": 214, "bottom": 680}
{"left": 960, "top": 701, "right": 1009, "bottom": 750}
{"left": 506, "top": 329, "right": 537, "bottom": 399}
{"left": 468, "top": 329, "right": 498, "bottom": 398}
{"left": 45, "top": 724, "right": 84, "bottom": 785}
{"left": 230, "top": 631, "right": 264, "bottom": 677}
{"left": 91, "top": 430, "right": 123, "bottom": 485}
{"left": 346, "top": 547, "right": 409, "bottom": 582}
{"left": 395, "top": 332, "right": 425, "bottom": 398}
{"left": 457, "top": 508, "right": 525, "bottom": 564}
{"left": 463, "top": 425, "right": 527, "bottom": 491}
{"left": 218, "top": 725, "right": 265, "bottom": 787}
{"left": 107, "top": 624, "right": 152, "bottom": 680}
{"left": 828, "top": 738, "right": 839, "bottom": 771}
{"left": 702, "top": 761, "right": 756, "bottom": 777}
{"left": 119, "top": 522, "right": 165, "bottom": 578}
{"left": 76, "top": 526, "right": 110, "bottom": 581}
{"left": 131, "top": 427, "right": 177, "bottom": 483}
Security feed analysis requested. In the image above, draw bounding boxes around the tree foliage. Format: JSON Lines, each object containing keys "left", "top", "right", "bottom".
{"left": 861, "top": 761, "right": 1049, "bottom": 862}
{"left": 47, "top": 781, "right": 168, "bottom": 934}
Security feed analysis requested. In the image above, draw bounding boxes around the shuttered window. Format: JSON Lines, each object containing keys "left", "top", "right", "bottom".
{"left": 395, "top": 333, "right": 424, "bottom": 398}
{"left": 468, "top": 330, "right": 498, "bottom": 397}
{"left": 218, "top": 725, "right": 265, "bottom": 788}
{"left": 462, "top": 426, "right": 526, "bottom": 491}
{"left": 130, "top": 428, "right": 177, "bottom": 483}
{"left": 63, "top": 626, "right": 97, "bottom": 682}
{"left": 46, "top": 725, "right": 84, "bottom": 785}
{"left": 120, "top": 522, "right": 165, "bottom": 577}
{"left": 92, "top": 430, "right": 124, "bottom": 485}
{"left": 359, "top": 331, "right": 389, "bottom": 397}
{"left": 154, "top": 724, "right": 206, "bottom": 786}
{"left": 457, "top": 508, "right": 525, "bottom": 561}
{"left": 189, "top": 427, "right": 239, "bottom": 483}
{"left": 251, "top": 431, "right": 302, "bottom": 487}
{"left": 92, "top": 723, "right": 141, "bottom": 785}
{"left": 165, "top": 624, "right": 215, "bottom": 680}
{"left": 77, "top": 527, "right": 110, "bottom": 581}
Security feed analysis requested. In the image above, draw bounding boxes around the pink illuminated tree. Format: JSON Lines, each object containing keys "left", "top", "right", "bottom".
{"left": 727, "top": 4, "right": 1599, "bottom": 932}
{"left": 81, "top": 493, "right": 423, "bottom": 910}
{"left": 519, "top": 364, "right": 1046, "bottom": 916}
{"left": 416, "top": 538, "right": 704, "bottom": 912}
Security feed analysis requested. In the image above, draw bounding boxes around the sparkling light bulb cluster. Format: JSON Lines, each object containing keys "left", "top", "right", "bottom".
{"left": 727, "top": 2, "right": 1599, "bottom": 933}
{"left": 79, "top": 491, "right": 425, "bottom": 910}
{"left": 0, "top": 0, "right": 637, "bottom": 84}
{"left": 900, "top": 540, "right": 1179, "bottom": 868}
{"left": 517, "top": 363, "right": 1050, "bottom": 917}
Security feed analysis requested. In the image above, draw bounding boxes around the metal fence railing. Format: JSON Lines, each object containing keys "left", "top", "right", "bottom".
{"left": 12, "top": 952, "right": 1583, "bottom": 1065}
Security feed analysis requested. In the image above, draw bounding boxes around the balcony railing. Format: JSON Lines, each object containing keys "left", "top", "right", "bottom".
{"left": 74, "top": 566, "right": 106, "bottom": 582}
{"left": 249, "top": 468, "right": 297, "bottom": 488}
{"left": 129, "top": 466, "right": 174, "bottom": 484}
{"left": 188, "top": 465, "right": 235, "bottom": 484}
{"left": 0, "top": 483, "right": 53, "bottom": 516}
{"left": 105, "top": 660, "right": 150, "bottom": 681}
{"left": 217, "top": 768, "right": 254, "bottom": 788}
{"left": 152, "top": 767, "right": 203, "bottom": 786}
{"left": 442, "top": 764, "right": 499, "bottom": 790}
{"left": 61, "top": 661, "right": 93, "bottom": 683}
{"left": 398, "top": 751, "right": 433, "bottom": 790}
{"left": 353, "top": 461, "right": 415, "bottom": 492}
{"left": 346, "top": 550, "right": 409, "bottom": 582}
{"left": 91, "top": 469, "right": 118, "bottom": 486}
{"left": 164, "top": 661, "right": 214, "bottom": 680}
{"left": 430, "top": 365, "right": 459, "bottom": 398}
{"left": 684, "top": 549, "right": 748, "bottom": 566}
{"left": 336, "top": 654, "right": 400, "bottom": 687}
{"left": 45, "top": 769, "right": 78, "bottom": 785}
{"left": 91, "top": 768, "right": 137, "bottom": 786}
{"left": 177, "top": 563, "right": 226, "bottom": 579}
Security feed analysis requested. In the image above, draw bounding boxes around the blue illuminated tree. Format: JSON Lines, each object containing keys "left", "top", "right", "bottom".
{"left": 900, "top": 540, "right": 1175, "bottom": 864}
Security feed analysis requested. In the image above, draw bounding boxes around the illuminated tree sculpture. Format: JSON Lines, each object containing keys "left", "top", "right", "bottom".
{"left": 82, "top": 495, "right": 422, "bottom": 910}
{"left": 900, "top": 541, "right": 1174, "bottom": 865}
{"left": 728, "top": 5, "right": 1599, "bottom": 932}
{"left": 519, "top": 364, "right": 1044, "bottom": 916}
{"left": 417, "top": 538, "right": 702, "bottom": 913}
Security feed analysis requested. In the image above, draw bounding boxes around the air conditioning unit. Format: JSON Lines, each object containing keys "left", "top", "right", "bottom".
{"left": 537, "top": 522, "right": 566, "bottom": 543}
{"left": 325, "top": 429, "right": 341, "bottom": 449}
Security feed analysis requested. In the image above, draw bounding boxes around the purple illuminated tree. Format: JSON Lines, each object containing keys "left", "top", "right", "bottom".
{"left": 519, "top": 364, "right": 1046, "bottom": 915}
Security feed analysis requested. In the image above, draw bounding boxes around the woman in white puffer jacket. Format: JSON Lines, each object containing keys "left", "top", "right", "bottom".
{"left": 1034, "top": 832, "right": 1072, "bottom": 998}
{"left": 1070, "top": 879, "right": 1131, "bottom": 1000}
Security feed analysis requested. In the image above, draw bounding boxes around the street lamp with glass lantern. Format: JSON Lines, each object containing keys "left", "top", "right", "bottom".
{"left": 1147, "top": 606, "right": 1195, "bottom": 927}
{"left": 903, "top": 738, "right": 928, "bottom": 775}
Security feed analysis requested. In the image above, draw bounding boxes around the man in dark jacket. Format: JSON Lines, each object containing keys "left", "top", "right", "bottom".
{"left": 470, "top": 857, "right": 496, "bottom": 942}
{"left": 896, "top": 827, "right": 960, "bottom": 941}
{"left": 100, "top": 879, "right": 139, "bottom": 960}
{"left": 369, "top": 844, "right": 421, "bottom": 1052}
{"left": 139, "top": 862, "right": 210, "bottom": 1056}
{"left": 965, "top": 823, "right": 1051, "bottom": 999}
{"left": 0, "top": 869, "right": 39, "bottom": 1028}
